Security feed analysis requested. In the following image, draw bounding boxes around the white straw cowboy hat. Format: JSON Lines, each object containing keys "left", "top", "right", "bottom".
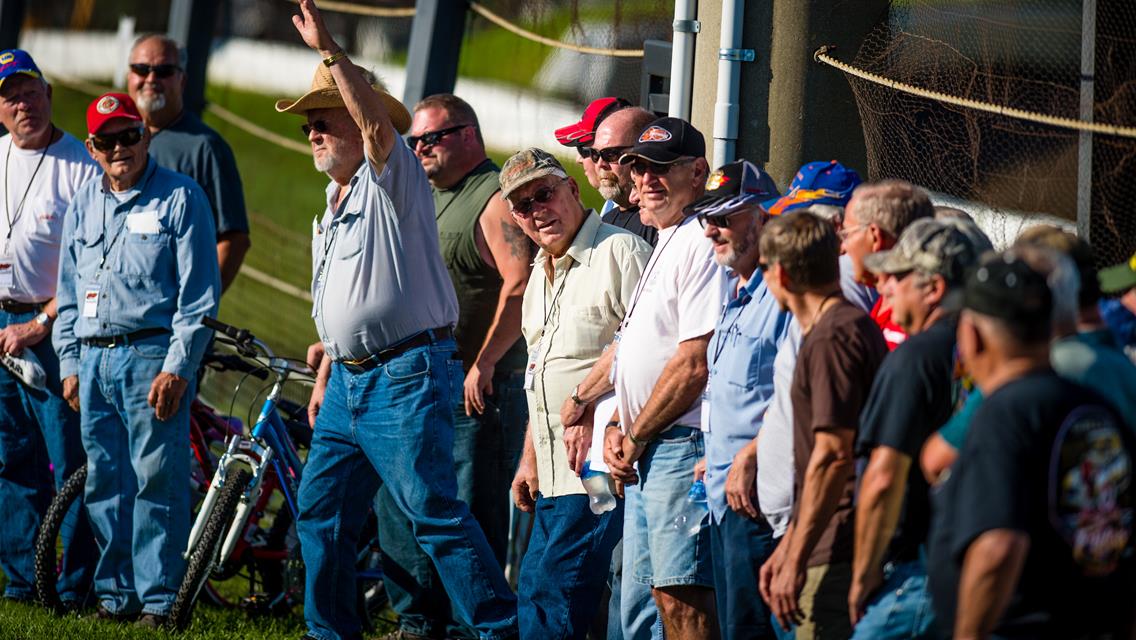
{"left": 275, "top": 62, "right": 411, "bottom": 134}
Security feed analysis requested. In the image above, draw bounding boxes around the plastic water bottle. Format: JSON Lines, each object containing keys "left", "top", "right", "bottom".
{"left": 581, "top": 461, "right": 617, "bottom": 515}
{"left": 672, "top": 480, "right": 708, "bottom": 536}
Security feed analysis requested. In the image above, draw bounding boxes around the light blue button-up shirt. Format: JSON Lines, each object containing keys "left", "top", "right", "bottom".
{"left": 704, "top": 270, "right": 792, "bottom": 521}
{"left": 54, "top": 159, "right": 220, "bottom": 380}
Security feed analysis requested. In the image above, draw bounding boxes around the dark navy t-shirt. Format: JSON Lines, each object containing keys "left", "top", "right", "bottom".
{"left": 927, "top": 371, "right": 1136, "bottom": 638}
{"left": 149, "top": 111, "right": 249, "bottom": 236}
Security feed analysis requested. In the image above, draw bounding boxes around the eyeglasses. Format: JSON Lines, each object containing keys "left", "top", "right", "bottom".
{"left": 302, "top": 119, "right": 330, "bottom": 137}
{"left": 697, "top": 210, "right": 747, "bottom": 229}
{"left": 588, "top": 146, "right": 631, "bottom": 164}
{"left": 90, "top": 126, "right": 144, "bottom": 152}
{"left": 508, "top": 180, "right": 564, "bottom": 216}
{"left": 129, "top": 63, "right": 181, "bottom": 79}
{"left": 837, "top": 224, "right": 867, "bottom": 241}
{"left": 629, "top": 157, "right": 693, "bottom": 177}
{"left": 406, "top": 124, "right": 471, "bottom": 148}
{"left": 576, "top": 145, "right": 593, "bottom": 159}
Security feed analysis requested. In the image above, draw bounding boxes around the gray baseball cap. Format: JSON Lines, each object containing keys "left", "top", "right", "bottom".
{"left": 864, "top": 218, "right": 984, "bottom": 285}
{"left": 499, "top": 148, "right": 569, "bottom": 200}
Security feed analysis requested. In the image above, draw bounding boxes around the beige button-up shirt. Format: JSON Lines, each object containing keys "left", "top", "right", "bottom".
{"left": 521, "top": 211, "right": 651, "bottom": 497}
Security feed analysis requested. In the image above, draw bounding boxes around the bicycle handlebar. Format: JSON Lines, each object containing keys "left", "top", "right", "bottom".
{"left": 201, "top": 317, "right": 314, "bottom": 379}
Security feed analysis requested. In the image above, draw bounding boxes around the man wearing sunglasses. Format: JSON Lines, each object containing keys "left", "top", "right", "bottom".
{"left": 373, "top": 93, "right": 532, "bottom": 640}
{"left": 0, "top": 48, "right": 99, "bottom": 611}
{"left": 54, "top": 92, "right": 220, "bottom": 626}
{"left": 127, "top": 34, "right": 249, "bottom": 294}
{"left": 277, "top": 2, "right": 517, "bottom": 639}
{"left": 498, "top": 147, "right": 650, "bottom": 640}
{"left": 591, "top": 106, "right": 658, "bottom": 247}
{"left": 692, "top": 160, "right": 792, "bottom": 639}
{"left": 579, "top": 116, "right": 722, "bottom": 639}
{"left": 554, "top": 96, "right": 631, "bottom": 208}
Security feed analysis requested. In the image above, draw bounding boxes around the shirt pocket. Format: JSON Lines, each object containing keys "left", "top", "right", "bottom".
{"left": 333, "top": 233, "right": 364, "bottom": 261}
{"left": 556, "top": 305, "right": 611, "bottom": 360}
{"left": 120, "top": 229, "right": 171, "bottom": 278}
{"left": 718, "top": 329, "right": 777, "bottom": 392}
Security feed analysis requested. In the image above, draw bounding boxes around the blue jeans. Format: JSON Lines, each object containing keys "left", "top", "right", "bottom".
{"left": 710, "top": 509, "right": 776, "bottom": 639}
{"left": 0, "top": 309, "right": 94, "bottom": 602}
{"left": 518, "top": 494, "right": 623, "bottom": 640}
{"left": 849, "top": 557, "right": 938, "bottom": 640}
{"left": 78, "top": 334, "right": 191, "bottom": 615}
{"left": 297, "top": 341, "right": 517, "bottom": 640}
{"left": 626, "top": 426, "right": 712, "bottom": 588}
{"left": 613, "top": 531, "right": 666, "bottom": 640}
{"left": 377, "top": 370, "right": 527, "bottom": 638}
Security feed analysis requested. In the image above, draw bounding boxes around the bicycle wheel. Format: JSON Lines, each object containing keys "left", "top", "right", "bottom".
{"left": 33, "top": 465, "right": 87, "bottom": 612}
{"left": 168, "top": 467, "right": 252, "bottom": 632}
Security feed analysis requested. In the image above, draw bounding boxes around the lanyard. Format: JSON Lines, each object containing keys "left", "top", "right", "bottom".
{"left": 99, "top": 166, "right": 156, "bottom": 268}
{"left": 621, "top": 215, "right": 695, "bottom": 330}
{"left": 540, "top": 258, "right": 574, "bottom": 337}
{"left": 710, "top": 281, "right": 750, "bottom": 367}
{"left": 4, "top": 127, "right": 52, "bottom": 241}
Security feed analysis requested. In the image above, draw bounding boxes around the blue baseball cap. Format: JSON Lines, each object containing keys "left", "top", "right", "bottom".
{"left": 0, "top": 49, "right": 41, "bottom": 89}
{"left": 762, "top": 160, "right": 862, "bottom": 215}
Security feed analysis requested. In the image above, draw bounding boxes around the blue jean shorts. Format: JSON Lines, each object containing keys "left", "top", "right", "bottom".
{"left": 625, "top": 425, "right": 713, "bottom": 588}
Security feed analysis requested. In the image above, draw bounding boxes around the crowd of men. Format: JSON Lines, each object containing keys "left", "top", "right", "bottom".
{"left": 1, "top": 0, "right": 1135, "bottom": 639}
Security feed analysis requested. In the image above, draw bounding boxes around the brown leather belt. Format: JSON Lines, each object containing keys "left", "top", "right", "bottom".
{"left": 339, "top": 326, "right": 454, "bottom": 373}
{"left": 0, "top": 299, "right": 44, "bottom": 314}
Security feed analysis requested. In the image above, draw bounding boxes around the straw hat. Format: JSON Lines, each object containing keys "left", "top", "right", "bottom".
{"left": 275, "top": 61, "right": 411, "bottom": 134}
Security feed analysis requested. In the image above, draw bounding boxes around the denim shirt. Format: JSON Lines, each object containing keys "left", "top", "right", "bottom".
{"left": 704, "top": 270, "right": 792, "bottom": 521}
{"left": 54, "top": 159, "right": 220, "bottom": 380}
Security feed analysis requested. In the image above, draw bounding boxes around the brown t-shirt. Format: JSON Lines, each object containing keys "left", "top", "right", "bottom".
{"left": 790, "top": 298, "right": 888, "bottom": 567}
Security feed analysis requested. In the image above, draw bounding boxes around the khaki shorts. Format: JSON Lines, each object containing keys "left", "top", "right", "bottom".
{"left": 796, "top": 561, "right": 853, "bottom": 640}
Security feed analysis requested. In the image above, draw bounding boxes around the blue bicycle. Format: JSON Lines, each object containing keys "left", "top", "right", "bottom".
{"left": 168, "top": 317, "right": 388, "bottom": 632}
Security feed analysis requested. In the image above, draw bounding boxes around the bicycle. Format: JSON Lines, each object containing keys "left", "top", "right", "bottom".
{"left": 168, "top": 317, "right": 389, "bottom": 632}
{"left": 31, "top": 344, "right": 310, "bottom": 614}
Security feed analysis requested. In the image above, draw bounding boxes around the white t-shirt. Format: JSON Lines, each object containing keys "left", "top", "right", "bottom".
{"left": 756, "top": 318, "right": 801, "bottom": 537}
{"left": 0, "top": 132, "right": 98, "bottom": 302}
{"left": 614, "top": 216, "right": 725, "bottom": 431}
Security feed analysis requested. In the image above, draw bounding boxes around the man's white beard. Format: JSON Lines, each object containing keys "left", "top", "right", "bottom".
{"left": 598, "top": 177, "right": 626, "bottom": 203}
{"left": 136, "top": 93, "right": 166, "bottom": 114}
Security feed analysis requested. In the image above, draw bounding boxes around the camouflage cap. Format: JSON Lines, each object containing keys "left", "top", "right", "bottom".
{"left": 864, "top": 218, "right": 983, "bottom": 285}
{"left": 499, "top": 148, "right": 569, "bottom": 200}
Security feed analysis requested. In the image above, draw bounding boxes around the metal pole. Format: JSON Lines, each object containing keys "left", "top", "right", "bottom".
{"left": 1076, "top": 0, "right": 1096, "bottom": 241}
{"left": 168, "top": 0, "right": 218, "bottom": 116}
{"left": 712, "top": 0, "right": 747, "bottom": 167}
{"left": 403, "top": 0, "right": 466, "bottom": 108}
{"left": 668, "top": 0, "right": 697, "bottom": 120}
{"left": 0, "top": 0, "right": 27, "bottom": 51}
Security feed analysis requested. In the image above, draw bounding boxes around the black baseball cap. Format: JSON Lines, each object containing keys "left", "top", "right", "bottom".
{"left": 619, "top": 117, "right": 706, "bottom": 165}
{"left": 963, "top": 254, "right": 1052, "bottom": 325}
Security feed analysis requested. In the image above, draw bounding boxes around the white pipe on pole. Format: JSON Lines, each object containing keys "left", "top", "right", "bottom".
{"left": 668, "top": 0, "right": 697, "bottom": 120}
{"left": 712, "top": 0, "right": 744, "bottom": 168}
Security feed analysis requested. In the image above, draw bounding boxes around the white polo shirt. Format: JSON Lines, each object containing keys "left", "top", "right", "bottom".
{"left": 614, "top": 215, "right": 724, "bottom": 432}
{"left": 0, "top": 132, "right": 98, "bottom": 302}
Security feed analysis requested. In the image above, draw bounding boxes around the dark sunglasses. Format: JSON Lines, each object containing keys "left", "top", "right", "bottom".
{"left": 696, "top": 210, "right": 747, "bottom": 229}
{"left": 509, "top": 181, "right": 564, "bottom": 215}
{"left": 129, "top": 63, "right": 181, "bottom": 79}
{"left": 588, "top": 146, "right": 630, "bottom": 164}
{"left": 576, "top": 145, "right": 594, "bottom": 159}
{"left": 90, "top": 126, "right": 144, "bottom": 152}
{"left": 629, "top": 157, "right": 692, "bottom": 177}
{"left": 406, "top": 124, "right": 471, "bottom": 148}
{"left": 302, "top": 119, "right": 330, "bottom": 137}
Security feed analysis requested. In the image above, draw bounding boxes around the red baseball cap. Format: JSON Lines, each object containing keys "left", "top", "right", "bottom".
{"left": 86, "top": 92, "right": 142, "bottom": 136}
{"left": 554, "top": 97, "right": 631, "bottom": 148}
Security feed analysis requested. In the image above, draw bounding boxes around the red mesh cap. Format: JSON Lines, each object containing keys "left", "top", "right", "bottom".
{"left": 87, "top": 93, "right": 142, "bottom": 135}
{"left": 554, "top": 96, "right": 631, "bottom": 147}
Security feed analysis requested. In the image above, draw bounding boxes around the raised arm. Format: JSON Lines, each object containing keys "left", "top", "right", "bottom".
{"left": 292, "top": 0, "right": 398, "bottom": 173}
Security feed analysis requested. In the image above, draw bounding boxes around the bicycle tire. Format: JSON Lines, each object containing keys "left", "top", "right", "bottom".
{"left": 167, "top": 467, "right": 252, "bottom": 632}
{"left": 33, "top": 465, "right": 87, "bottom": 612}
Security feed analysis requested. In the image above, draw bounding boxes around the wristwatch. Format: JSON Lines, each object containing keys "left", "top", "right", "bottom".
{"left": 34, "top": 312, "right": 51, "bottom": 327}
{"left": 571, "top": 385, "right": 585, "bottom": 406}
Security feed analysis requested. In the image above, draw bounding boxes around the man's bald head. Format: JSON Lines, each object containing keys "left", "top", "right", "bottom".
{"left": 592, "top": 107, "right": 656, "bottom": 208}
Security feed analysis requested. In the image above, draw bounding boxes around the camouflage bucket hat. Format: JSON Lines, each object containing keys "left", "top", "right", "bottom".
{"left": 864, "top": 218, "right": 982, "bottom": 285}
